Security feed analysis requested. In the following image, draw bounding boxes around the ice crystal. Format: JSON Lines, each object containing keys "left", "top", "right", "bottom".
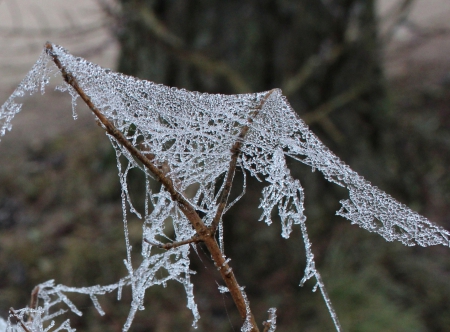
{"left": 1, "top": 44, "right": 449, "bottom": 332}
{"left": 264, "top": 308, "right": 277, "bottom": 332}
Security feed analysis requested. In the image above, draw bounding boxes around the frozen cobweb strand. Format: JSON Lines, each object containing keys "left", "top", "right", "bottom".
{"left": 0, "top": 50, "right": 54, "bottom": 139}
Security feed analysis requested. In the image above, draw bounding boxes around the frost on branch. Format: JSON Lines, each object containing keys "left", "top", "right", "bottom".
{"left": 1, "top": 44, "right": 449, "bottom": 332}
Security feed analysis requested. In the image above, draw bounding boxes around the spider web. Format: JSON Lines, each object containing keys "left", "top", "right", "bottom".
{"left": 1, "top": 44, "right": 449, "bottom": 332}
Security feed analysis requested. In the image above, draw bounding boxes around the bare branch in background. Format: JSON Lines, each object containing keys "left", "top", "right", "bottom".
{"left": 381, "top": 0, "right": 416, "bottom": 44}
{"left": 127, "top": 4, "right": 252, "bottom": 93}
{"left": 303, "top": 81, "right": 372, "bottom": 125}
{"left": 282, "top": 45, "right": 343, "bottom": 97}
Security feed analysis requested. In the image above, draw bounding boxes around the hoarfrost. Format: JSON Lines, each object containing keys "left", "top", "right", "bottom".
{"left": 218, "top": 285, "right": 230, "bottom": 293}
{"left": 240, "top": 288, "right": 253, "bottom": 332}
{"left": 1, "top": 44, "right": 449, "bottom": 332}
{"left": 0, "top": 318, "right": 7, "bottom": 332}
{"left": 264, "top": 308, "right": 277, "bottom": 332}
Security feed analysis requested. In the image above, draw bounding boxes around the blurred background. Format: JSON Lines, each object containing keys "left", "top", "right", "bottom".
{"left": 0, "top": 0, "right": 449, "bottom": 331}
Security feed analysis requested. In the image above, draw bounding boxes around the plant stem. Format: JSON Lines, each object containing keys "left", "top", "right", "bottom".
{"left": 45, "top": 42, "right": 260, "bottom": 332}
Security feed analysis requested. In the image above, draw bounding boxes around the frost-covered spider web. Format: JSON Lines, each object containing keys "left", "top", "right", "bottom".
{"left": 1, "top": 44, "right": 449, "bottom": 332}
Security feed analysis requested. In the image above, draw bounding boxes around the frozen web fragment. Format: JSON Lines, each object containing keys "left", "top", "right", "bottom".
{"left": 0, "top": 50, "right": 54, "bottom": 139}
{"left": 1, "top": 44, "right": 449, "bottom": 332}
{"left": 218, "top": 285, "right": 230, "bottom": 294}
{"left": 41, "top": 44, "right": 450, "bottom": 248}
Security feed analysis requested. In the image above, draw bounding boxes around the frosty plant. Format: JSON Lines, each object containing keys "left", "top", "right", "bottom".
{"left": 1, "top": 43, "right": 450, "bottom": 332}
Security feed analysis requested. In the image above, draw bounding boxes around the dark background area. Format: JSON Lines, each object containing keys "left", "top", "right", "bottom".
{"left": 0, "top": 0, "right": 449, "bottom": 331}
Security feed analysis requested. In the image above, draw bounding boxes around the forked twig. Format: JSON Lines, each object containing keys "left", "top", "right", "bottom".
{"left": 45, "top": 42, "right": 260, "bottom": 332}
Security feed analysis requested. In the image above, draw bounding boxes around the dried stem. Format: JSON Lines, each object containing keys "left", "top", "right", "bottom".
{"left": 29, "top": 286, "right": 39, "bottom": 310}
{"left": 144, "top": 235, "right": 201, "bottom": 249}
{"left": 26, "top": 286, "right": 39, "bottom": 324}
{"left": 210, "top": 89, "right": 276, "bottom": 234}
{"left": 45, "top": 42, "right": 260, "bottom": 332}
{"left": 9, "top": 308, "right": 31, "bottom": 332}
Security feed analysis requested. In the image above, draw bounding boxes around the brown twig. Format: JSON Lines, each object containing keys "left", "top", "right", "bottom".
{"left": 144, "top": 235, "right": 201, "bottom": 249}
{"left": 26, "top": 286, "right": 39, "bottom": 323}
{"left": 210, "top": 89, "right": 276, "bottom": 234}
{"left": 30, "top": 286, "right": 39, "bottom": 310}
{"left": 9, "top": 308, "right": 31, "bottom": 332}
{"left": 45, "top": 42, "right": 260, "bottom": 332}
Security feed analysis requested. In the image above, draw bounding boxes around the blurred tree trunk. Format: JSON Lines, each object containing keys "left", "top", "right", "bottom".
{"left": 114, "top": 1, "right": 449, "bottom": 331}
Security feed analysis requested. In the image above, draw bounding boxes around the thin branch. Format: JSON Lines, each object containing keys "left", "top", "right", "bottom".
{"left": 133, "top": 5, "right": 251, "bottom": 93}
{"left": 144, "top": 235, "right": 201, "bottom": 250}
{"left": 45, "top": 42, "right": 260, "bottom": 332}
{"left": 27, "top": 286, "right": 39, "bottom": 323}
{"left": 303, "top": 81, "right": 371, "bottom": 125}
{"left": 282, "top": 45, "right": 343, "bottom": 97}
{"left": 30, "top": 286, "right": 39, "bottom": 310}
{"left": 318, "top": 117, "right": 345, "bottom": 144}
{"left": 300, "top": 82, "right": 371, "bottom": 144}
{"left": 210, "top": 89, "right": 276, "bottom": 234}
{"left": 9, "top": 308, "right": 31, "bottom": 332}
